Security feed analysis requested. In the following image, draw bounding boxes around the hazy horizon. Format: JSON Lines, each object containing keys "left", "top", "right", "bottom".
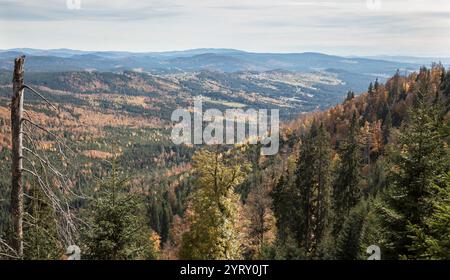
{"left": 2, "top": 47, "right": 450, "bottom": 61}
{"left": 1, "top": 0, "right": 450, "bottom": 57}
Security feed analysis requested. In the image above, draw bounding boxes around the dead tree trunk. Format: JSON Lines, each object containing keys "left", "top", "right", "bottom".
{"left": 11, "top": 56, "right": 25, "bottom": 258}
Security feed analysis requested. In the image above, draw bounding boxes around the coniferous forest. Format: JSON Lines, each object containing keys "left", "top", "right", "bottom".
{"left": 0, "top": 60, "right": 449, "bottom": 260}
{"left": 1, "top": 1, "right": 450, "bottom": 266}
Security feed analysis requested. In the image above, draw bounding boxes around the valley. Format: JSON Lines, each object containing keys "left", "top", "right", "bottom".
{"left": 0, "top": 49, "right": 448, "bottom": 260}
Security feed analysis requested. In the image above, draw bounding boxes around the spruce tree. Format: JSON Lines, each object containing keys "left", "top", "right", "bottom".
{"left": 345, "top": 90, "right": 355, "bottom": 102}
{"left": 83, "top": 170, "right": 157, "bottom": 260}
{"left": 271, "top": 172, "right": 296, "bottom": 243}
{"left": 295, "top": 122, "right": 332, "bottom": 256}
{"left": 160, "top": 202, "right": 172, "bottom": 243}
{"left": 374, "top": 78, "right": 380, "bottom": 91}
{"left": 368, "top": 82, "right": 373, "bottom": 95}
{"left": 419, "top": 172, "right": 450, "bottom": 259}
{"left": 389, "top": 70, "right": 401, "bottom": 105}
{"left": 440, "top": 68, "right": 450, "bottom": 97}
{"left": 23, "top": 185, "right": 63, "bottom": 260}
{"left": 332, "top": 113, "right": 361, "bottom": 237}
{"left": 333, "top": 201, "right": 368, "bottom": 260}
{"left": 382, "top": 109, "right": 393, "bottom": 144}
{"left": 366, "top": 81, "right": 377, "bottom": 122}
{"left": 377, "top": 94, "right": 449, "bottom": 259}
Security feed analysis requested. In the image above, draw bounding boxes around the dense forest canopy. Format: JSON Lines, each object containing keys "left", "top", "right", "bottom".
{"left": 0, "top": 62, "right": 449, "bottom": 260}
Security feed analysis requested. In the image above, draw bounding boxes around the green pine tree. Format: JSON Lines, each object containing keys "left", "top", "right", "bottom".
{"left": 333, "top": 201, "right": 368, "bottom": 260}
{"left": 377, "top": 94, "right": 449, "bottom": 259}
{"left": 424, "top": 172, "right": 450, "bottom": 258}
{"left": 23, "top": 185, "right": 64, "bottom": 260}
{"left": 374, "top": 78, "right": 380, "bottom": 91}
{"left": 271, "top": 172, "right": 296, "bottom": 243}
{"left": 83, "top": 169, "right": 157, "bottom": 260}
{"left": 382, "top": 109, "right": 393, "bottom": 144}
{"left": 295, "top": 122, "right": 332, "bottom": 256}
{"left": 345, "top": 90, "right": 355, "bottom": 102}
{"left": 409, "top": 172, "right": 450, "bottom": 259}
{"left": 368, "top": 82, "right": 374, "bottom": 95}
{"left": 389, "top": 70, "right": 401, "bottom": 105}
{"left": 332, "top": 113, "right": 361, "bottom": 237}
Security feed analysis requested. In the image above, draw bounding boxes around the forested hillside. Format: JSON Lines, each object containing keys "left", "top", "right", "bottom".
{"left": 264, "top": 64, "right": 450, "bottom": 259}
{"left": 0, "top": 62, "right": 449, "bottom": 260}
{"left": 0, "top": 69, "right": 361, "bottom": 120}
{"left": 168, "top": 63, "right": 450, "bottom": 260}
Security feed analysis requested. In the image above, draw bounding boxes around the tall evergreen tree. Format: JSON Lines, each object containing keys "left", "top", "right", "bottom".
{"left": 366, "top": 81, "right": 377, "bottom": 122}
{"left": 389, "top": 70, "right": 401, "bottom": 105}
{"left": 374, "top": 78, "right": 380, "bottom": 92}
{"left": 408, "top": 172, "right": 450, "bottom": 259}
{"left": 441, "top": 68, "right": 450, "bottom": 97}
{"left": 271, "top": 173, "right": 296, "bottom": 243}
{"left": 83, "top": 170, "right": 157, "bottom": 260}
{"left": 382, "top": 109, "right": 393, "bottom": 144}
{"left": 332, "top": 113, "right": 361, "bottom": 237}
{"left": 377, "top": 94, "right": 449, "bottom": 259}
{"left": 23, "top": 185, "right": 63, "bottom": 260}
{"left": 295, "top": 122, "right": 332, "bottom": 256}
{"left": 368, "top": 82, "right": 374, "bottom": 95}
{"left": 160, "top": 202, "right": 172, "bottom": 243}
{"left": 333, "top": 201, "right": 368, "bottom": 260}
{"left": 345, "top": 90, "right": 355, "bottom": 102}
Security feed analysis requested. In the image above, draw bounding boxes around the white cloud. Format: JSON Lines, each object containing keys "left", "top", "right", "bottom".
{"left": 0, "top": 0, "right": 449, "bottom": 56}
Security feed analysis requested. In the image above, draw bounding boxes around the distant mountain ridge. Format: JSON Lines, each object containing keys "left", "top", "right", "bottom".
{"left": 362, "top": 55, "right": 450, "bottom": 65}
{"left": 0, "top": 48, "right": 420, "bottom": 74}
{"left": 0, "top": 48, "right": 442, "bottom": 108}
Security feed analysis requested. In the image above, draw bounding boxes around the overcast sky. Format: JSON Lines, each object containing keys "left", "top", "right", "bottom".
{"left": 1, "top": 0, "right": 449, "bottom": 56}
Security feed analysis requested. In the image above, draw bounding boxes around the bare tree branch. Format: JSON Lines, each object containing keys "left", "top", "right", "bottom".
{"left": 22, "top": 118, "right": 75, "bottom": 154}
{"left": 0, "top": 238, "right": 19, "bottom": 259}
{"left": 22, "top": 85, "right": 58, "bottom": 111}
